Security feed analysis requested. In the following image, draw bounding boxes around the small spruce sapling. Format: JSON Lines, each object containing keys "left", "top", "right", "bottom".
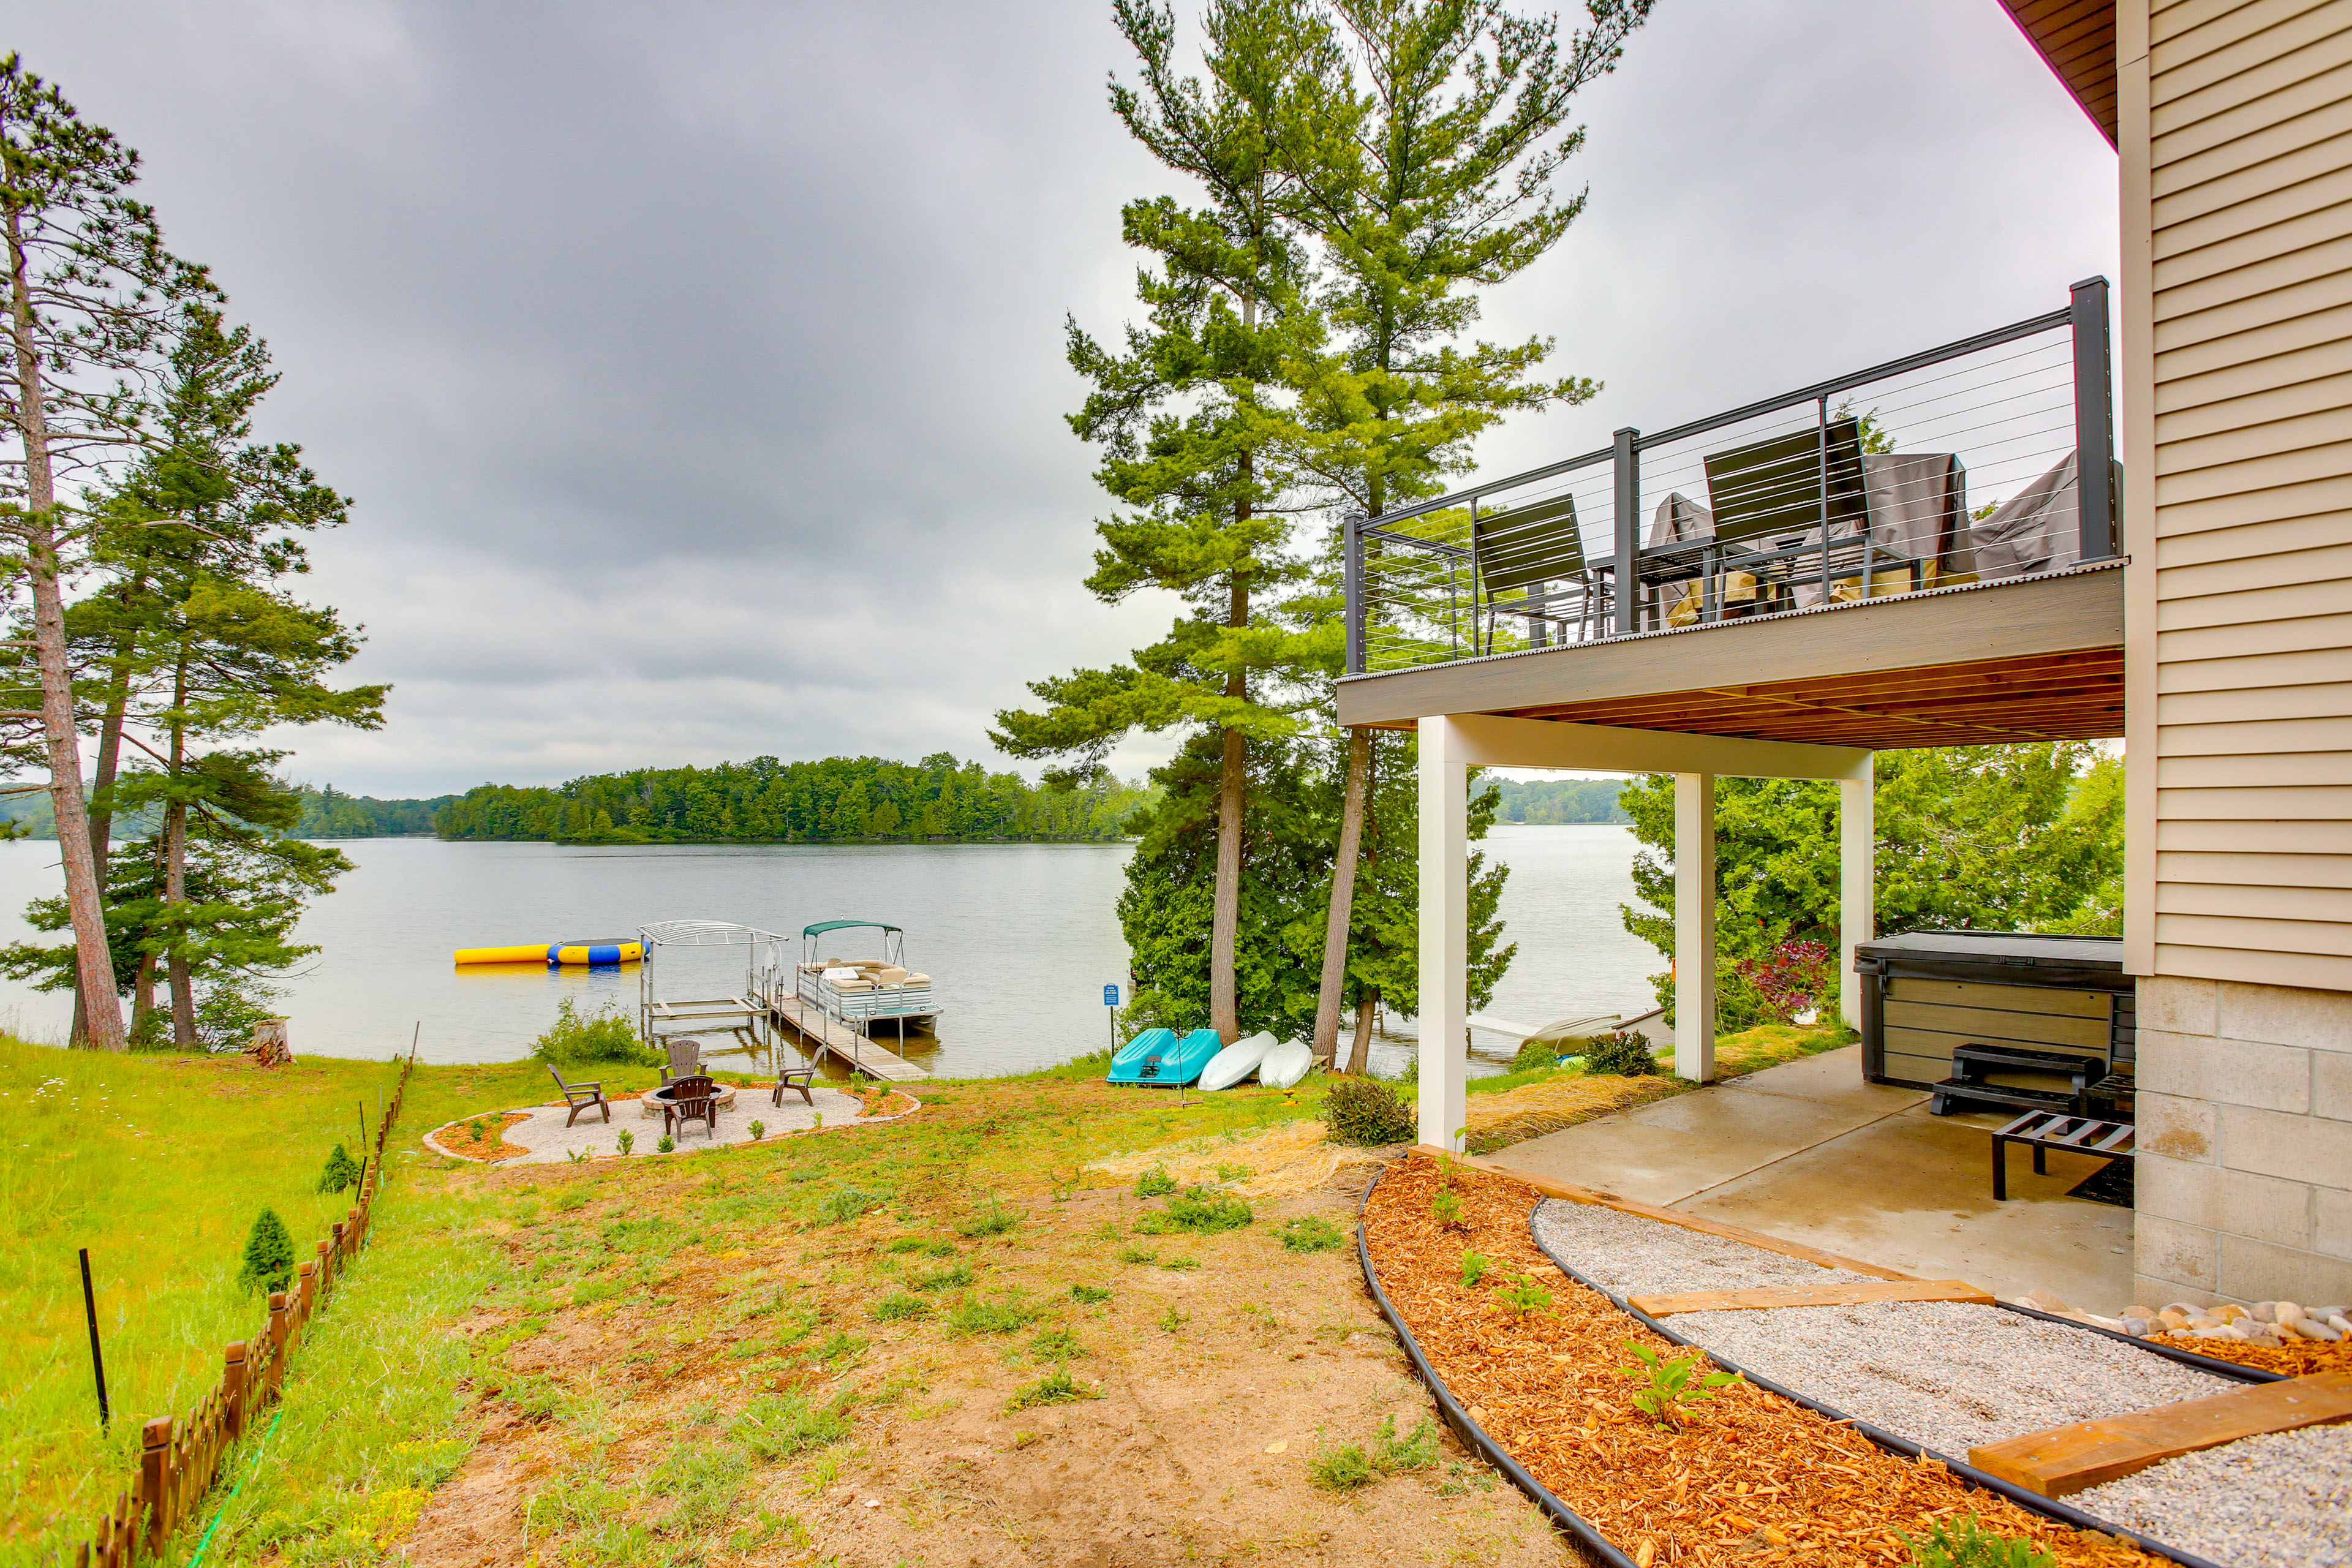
{"left": 657, "top": 1134, "right": 676, "bottom": 1153}
{"left": 238, "top": 1207, "right": 296, "bottom": 1296}
{"left": 1619, "top": 1340, "right": 1743, "bottom": 1428}
{"left": 617, "top": 1129, "right": 635, "bottom": 1157}
{"left": 317, "top": 1142, "right": 361, "bottom": 1194}
{"left": 748, "top": 1120, "right": 766, "bottom": 1141}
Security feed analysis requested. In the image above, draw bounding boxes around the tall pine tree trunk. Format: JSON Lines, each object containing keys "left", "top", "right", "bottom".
{"left": 164, "top": 656, "right": 196, "bottom": 1047}
{"left": 1311, "top": 725, "right": 1371, "bottom": 1061}
{"left": 71, "top": 611, "right": 141, "bottom": 1047}
{"left": 1346, "top": 986, "right": 1379, "bottom": 1075}
{"left": 1211, "top": 570, "right": 1245, "bottom": 1044}
{"left": 5, "top": 204, "right": 125, "bottom": 1050}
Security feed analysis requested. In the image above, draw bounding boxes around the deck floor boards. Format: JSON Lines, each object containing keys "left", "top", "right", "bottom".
{"left": 769, "top": 995, "right": 929, "bottom": 1082}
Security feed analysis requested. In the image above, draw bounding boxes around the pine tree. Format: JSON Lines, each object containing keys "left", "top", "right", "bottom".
{"left": 993, "top": 0, "right": 1337, "bottom": 1041}
{"left": 1283, "top": 0, "right": 1651, "bottom": 1060}
{"left": 236, "top": 1205, "right": 295, "bottom": 1296}
{"left": 317, "top": 1141, "right": 360, "bottom": 1194}
{"left": 0, "top": 56, "right": 216, "bottom": 1049}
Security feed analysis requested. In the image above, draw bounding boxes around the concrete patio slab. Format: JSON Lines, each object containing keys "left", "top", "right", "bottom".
{"left": 445, "top": 1084, "right": 880, "bottom": 1166}
{"left": 1490, "top": 1044, "right": 2134, "bottom": 1313}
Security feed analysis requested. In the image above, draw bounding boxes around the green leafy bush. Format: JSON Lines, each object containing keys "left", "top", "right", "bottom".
{"left": 1276, "top": 1217, "right": 1344, "bottom": 1253}
{"left": 1459, "top": 1250, "right": 1491, "bottom": 1287}
{"left": 1430, "top": 1190, "right": 1464, "bottom": 1227}
{"left": 1373, "top": 1413, "right": 1441, "bottom": 1471}
{"left": 1308, "top": 1439, "right": 1378, "bottom": 1490}
{"left": 1901, "top": 1516, "right": 2056, "bottom": 1568}
{"left": 1322, "top": 1076, "right": 1415, "bottom": 1146}
{"left": 317, "top": 1142, "right": 361, "bottom": 1194}
{"left": 1510, "top": 1036, "right": 1562, "bottom": 1072}
{"left": 1618, "top": 1340, "right": 1742, "bottom": 1428}
{"left": 1493, "top": 1275, "right": 1553, "bottom": 1314}
{"left": 1134, "top": 1164, "right": 1177, "bottom": 1197}
{"left": 531, "top": 997, "right": 658, "bottom": 1067}
{"left": 1134, "top": 1188, "right": 1253, "bottom": 1234}
{"left": 236, "top": 1207, "right": 295, "bottom": 1297}
{"left": 1581, "top": 1031, "right": 1659, "bottom": 1078}
{"left": 656, "top": 1135, "right": 676, "bottom": 1154}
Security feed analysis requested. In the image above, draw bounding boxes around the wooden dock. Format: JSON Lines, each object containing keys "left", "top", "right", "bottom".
{"left": 770, "top": 995, "right": 929, "bottom": 1082}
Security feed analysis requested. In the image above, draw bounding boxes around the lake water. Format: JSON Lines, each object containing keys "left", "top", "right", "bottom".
{"left": 0, "top": 825, "right": 1658, "bottom": 1077}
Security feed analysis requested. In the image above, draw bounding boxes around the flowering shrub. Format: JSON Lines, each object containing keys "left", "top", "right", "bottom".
{"left": 1734, "top": 939, "right": 1835, "bottom": 1024}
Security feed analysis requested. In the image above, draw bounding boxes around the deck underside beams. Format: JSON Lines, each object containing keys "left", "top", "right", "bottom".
{"left": 1339, "top": 562, "right": 2125, "bottom": 750}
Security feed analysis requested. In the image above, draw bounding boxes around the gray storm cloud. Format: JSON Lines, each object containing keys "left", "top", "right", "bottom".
{"left": 11, "top": 0, "right": 2115, "bottom": 796}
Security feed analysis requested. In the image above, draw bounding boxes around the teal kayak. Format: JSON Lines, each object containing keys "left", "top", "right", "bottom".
{"left": 1107, "top": 1027, "right": 1220, "bottom": 1087}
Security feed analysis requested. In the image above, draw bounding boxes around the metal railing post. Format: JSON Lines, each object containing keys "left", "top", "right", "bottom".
{"left": 1611, "top": 428, "right": 1641, "bottom": 635}
{"left": 2071, "top": 276, "right": 2117, "bottom": 562}
{"left": 1343, "top": 512, "right": 1366, "bottom": 674}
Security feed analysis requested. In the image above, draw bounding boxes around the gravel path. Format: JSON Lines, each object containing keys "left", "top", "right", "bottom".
{"left": 2070, "top": 1427, "right": 2352, "bottom": 1568}
{"left": 1532, "top": 1197, "right": 1879, "bottom": 1297}
{"left": 1664, "top": 1298, "right": 2230, "bottom": 1457}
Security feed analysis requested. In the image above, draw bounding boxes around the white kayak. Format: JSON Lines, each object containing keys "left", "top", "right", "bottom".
{"left": 1257, "top": 1037, "right": 1314, "bottom": 1089}
{"left": 1198, "top": 1030, "right": 1276, "bottom": 1091}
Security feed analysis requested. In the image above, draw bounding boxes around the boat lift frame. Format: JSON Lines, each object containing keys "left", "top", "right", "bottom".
{"left": 635, "top": 919, "right": 785, "bottom": 1063}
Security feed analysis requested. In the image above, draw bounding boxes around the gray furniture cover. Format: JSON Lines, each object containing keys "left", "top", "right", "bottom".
{"left": 1967, "top": 451, "right": 2081, "bottom": 581}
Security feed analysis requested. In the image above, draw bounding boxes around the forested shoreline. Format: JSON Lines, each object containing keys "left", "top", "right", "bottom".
{"left": 433, "top": 754, "right": 1152, "bottom": 843}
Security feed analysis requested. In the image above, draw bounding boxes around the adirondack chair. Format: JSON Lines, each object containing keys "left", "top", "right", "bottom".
{"left": 664, "top": 1074, "right": 718, "bottom": 1140}
{"left": 660, "top": 1036, "right": 703, "bottom": 1087}
{"left": 545, "top": 1064, "right": 609, "bottom": 1128}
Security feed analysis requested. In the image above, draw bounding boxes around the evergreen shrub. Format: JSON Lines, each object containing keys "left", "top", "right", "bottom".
{"left": 317, "top": 1142, "right": 361, "bottom": 1193}
{"left": 531, "top": 997, "right": 658, "bottom": 1067}
{"left": 238, "top": 1207, "right": 296, "bottom": 1296}
{"left": 1581, "top": 1031, "right": 1659, "bottom": 1078}
{"left": 1322, "top": 1076, "right": 1415, "bottom": 1146}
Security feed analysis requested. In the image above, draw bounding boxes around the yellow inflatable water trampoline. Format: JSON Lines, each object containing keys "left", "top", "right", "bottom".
{"left": 453, "top": 940, "right": 644, "bottom": 967}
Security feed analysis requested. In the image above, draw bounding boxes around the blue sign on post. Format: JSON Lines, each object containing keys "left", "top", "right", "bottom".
{"left": 1103, "top": 984, "right": 1120, "bottom": 1007}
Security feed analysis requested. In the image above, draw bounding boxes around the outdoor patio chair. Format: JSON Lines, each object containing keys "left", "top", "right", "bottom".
{"left": 772, "top": 1060, "right": 816, "bottom": 1107}
{"left": 1474, "top": 492, "right": 1588, "bottom": 649}
{"left": 545, "top": 1064, "right": 609, "bottom": 1128}
{"left": 660, "top": 1036, "right": 703, "bottom": 1087}
{"left": 664, "top": 1074, "right": 718, "bottom": 1140}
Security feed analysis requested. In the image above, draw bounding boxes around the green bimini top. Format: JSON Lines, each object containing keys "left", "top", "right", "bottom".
{"left": 802, "top": 919, "right": 902, "bottom": 937}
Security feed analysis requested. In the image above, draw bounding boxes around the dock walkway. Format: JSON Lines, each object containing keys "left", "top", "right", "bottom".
{"left": 770, "top": 995, "right": 928, "bottom": 1082}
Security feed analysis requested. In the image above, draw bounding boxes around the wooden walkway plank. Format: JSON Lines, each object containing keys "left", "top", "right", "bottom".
{"left": 1968, "top": 1371, "right": 2352, "bottom": 1496}
{"left": 772, "top": 997, "right": 927, "bottom": 1082}
{"left": 1420, "top": 1145, "right": 1920, "bottom": 1282}
{"left": 1629, "top": 1279, "right": 1995, "bottom": 1316}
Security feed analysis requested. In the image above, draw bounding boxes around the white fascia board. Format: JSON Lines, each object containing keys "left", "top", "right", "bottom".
{"left": 1440, "top": 713, "right": 1871, "bottom": 781}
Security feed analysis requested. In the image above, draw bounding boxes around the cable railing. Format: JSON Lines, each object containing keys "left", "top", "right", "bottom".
{"left": 1343, "top": 278, "right": 2119, "bottom": 676}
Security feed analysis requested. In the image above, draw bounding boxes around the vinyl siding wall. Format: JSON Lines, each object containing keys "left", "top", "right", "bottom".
{"left": 2140, "top": 0, "right": 2352, "bottom": 990}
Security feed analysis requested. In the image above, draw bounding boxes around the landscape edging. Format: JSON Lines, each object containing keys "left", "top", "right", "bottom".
{"left": 1354, "top": 1163, "right": 1642, "bottom": 1568}
{"left": 1523, "top": 1209, "right": 2241, "bottom": 1568}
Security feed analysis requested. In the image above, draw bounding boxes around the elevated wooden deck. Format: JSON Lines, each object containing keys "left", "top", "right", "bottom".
{"left": 769, "top": 995, "right": 928, "bottom": 1082}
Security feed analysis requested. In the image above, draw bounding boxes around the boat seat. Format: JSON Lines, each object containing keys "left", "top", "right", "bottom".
{"left": 902, "top": 973, "right": 930, "bottom": 986}
{"left": 873, "top": 966, "right": 908, "bottom": 983}
{"left": 832, "top": 978, "right": 875, "bottom": 992}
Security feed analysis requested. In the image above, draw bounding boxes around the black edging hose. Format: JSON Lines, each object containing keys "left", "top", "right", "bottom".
{"left": 1523, "top": 1214, "right": 2239, "bottom": 1568}
{"left": 1356, "top": 1165, "right": 1642, "bottom": 1568}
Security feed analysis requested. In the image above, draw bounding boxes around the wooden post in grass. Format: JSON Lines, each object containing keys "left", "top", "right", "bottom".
{"left": 138, "top": 1418, "right": 170, "bottom": 1553}
{"left": 266, "top": 1291, "right": 290, "bottom": 1396}
{"left": 222, "top": 1342, "right": 247, "bottom": 1438}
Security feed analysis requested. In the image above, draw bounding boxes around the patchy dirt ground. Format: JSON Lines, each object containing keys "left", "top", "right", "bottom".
{"left": 395, "top": 1081, "right": 1574, "bottom": 1568}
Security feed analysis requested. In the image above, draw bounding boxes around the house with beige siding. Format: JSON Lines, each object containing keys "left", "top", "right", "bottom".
{"left": 1340, "top": 0, "right": 2349, "bottom": 1311}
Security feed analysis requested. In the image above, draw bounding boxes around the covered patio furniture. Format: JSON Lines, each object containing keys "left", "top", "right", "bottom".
{"left": 663, "top": 1074, "right": 719, "bottom": 1140}
{"left": 546, "top": 1065, "right": 610, "bottom": 1128}
{"left": 1969, "top": 451, "right": 2084, "bottom": 580}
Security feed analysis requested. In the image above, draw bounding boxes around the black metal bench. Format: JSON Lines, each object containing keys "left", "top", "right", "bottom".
{"left": 1930, "top": 1042, "right": 2100, "bottom": 1116}
{"left": 1991, "top": 1110, "right": 2134, "bottom": 1200}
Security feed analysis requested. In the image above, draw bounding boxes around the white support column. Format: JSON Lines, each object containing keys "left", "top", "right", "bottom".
{"left": 1674, "top": 772, "right": 1716, "bottom": 1082}
{"left": 1839, "top": 756, "right": 1875, "bottom": 1027}
{"left": 1417, "top": 715, "right": 1468, "bottom": 1150}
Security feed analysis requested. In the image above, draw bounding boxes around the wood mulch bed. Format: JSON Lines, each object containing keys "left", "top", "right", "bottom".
{"left": 1363, "top": 1153, "right": 2160, "bottom": 1568}
{"left": 433, "top": 1112, "right": 535, "bottom": 1161}
{"left": 856, "top": 1087, "right": 916, "bottom": 1118}
{"left": 2146, "top": 1332, "right": 2352, "bottom": 1379}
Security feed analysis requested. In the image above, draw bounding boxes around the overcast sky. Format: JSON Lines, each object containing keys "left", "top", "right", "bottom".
{"left": 11, "top": 1, "right": 2116, "bottom": 798}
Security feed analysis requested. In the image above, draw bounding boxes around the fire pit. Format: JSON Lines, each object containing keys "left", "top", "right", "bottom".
{"left": 639, "top": 1082, "right": 739, "bottom": 1120}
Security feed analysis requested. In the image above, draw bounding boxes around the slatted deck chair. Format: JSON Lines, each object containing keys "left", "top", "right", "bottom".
{"left": 772, "top": 1057, "right": 817, "bottom": 1107}
{"left": 1701, "top": 417, "right": 1923, "bottom": 617}
{"left": 546, "top": 1064, "right": 609, "bottom": 1128}
{"left": 663, "top": 1073, "right": 719, "bottom": 1140}
{"left": 1474, "top": 492, "right": 1586, "bottom": 651}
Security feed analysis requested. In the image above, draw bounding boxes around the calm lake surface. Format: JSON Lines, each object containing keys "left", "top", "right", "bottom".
{"left": 0, "top": 825, "right": 1657, "bottom": 1077}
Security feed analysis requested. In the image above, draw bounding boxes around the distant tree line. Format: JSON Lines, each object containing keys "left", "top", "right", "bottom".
{"left": 1485, "top": 778, "right": 1629, "bottom": 824}
{"left": 433, "top": 754, "right": 1153, "bottom": 844}
{"left": 296, "top": 787, "right": 453, "bottom": 837}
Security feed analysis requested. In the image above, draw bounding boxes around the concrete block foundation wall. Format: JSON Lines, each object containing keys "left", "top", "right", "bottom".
{"left": 2133, "top": 976, "right": 2352, "bottom": 1308}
